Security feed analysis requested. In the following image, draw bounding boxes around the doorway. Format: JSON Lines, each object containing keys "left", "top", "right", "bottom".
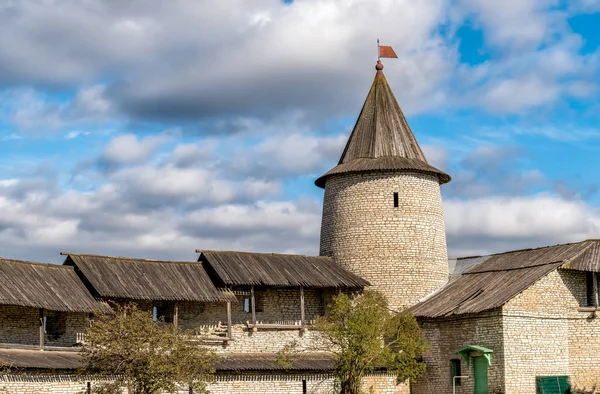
{"left": 473, "top": 356, "right": 488, "bottom": 394}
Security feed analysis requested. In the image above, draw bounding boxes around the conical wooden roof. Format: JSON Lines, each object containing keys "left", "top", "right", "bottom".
{"left": 315, "top": 61, "right": 450, "bottom": 188}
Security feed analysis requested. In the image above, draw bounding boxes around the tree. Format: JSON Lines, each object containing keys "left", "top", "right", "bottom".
{"left": 280, "top": 290, "right": 428, "bottom": 394}
{"left": 80, "top": 303, "right": 216, "bottom": 394}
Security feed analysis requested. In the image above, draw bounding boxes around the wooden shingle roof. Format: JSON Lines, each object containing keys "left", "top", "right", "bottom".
{"left": 0, "top": 258, "right": 106, "bottom": 313}
{"left": 315, "top": 63, "right": 450, "bottom": 188}
{"left": 62, "top": 253, "right": 235, "bottom": 303}
{"left": 198, "top": 250, "right": 370, "bottom": 288}
{"left": 0, "top": 348, "right": 82, "bottom": 370}
{"left": 0, "top": 349, "right": 335, "bottom": 372}
{"left": 216, "top": 353, "right": 335, "bottom": 372}
{"left": 412, "top": 240, "right": 600, "bottom": 318}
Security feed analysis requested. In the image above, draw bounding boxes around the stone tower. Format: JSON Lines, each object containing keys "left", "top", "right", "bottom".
{"left": 316, "top": 60, "right": 451, "bottom": 311}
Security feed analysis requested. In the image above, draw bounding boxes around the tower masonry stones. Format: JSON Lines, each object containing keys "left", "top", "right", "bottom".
{"left": 316, "top": 60, "right": 451, "bottom": 311}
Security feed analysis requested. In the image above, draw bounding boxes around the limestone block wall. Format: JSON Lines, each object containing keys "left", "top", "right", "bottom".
{"left": 502, "top": 269, "right": 573, "bottom": 393}
{"left": 320, "top": 171, "right": 448, "bottom": 310}
{"left": 412, "top": 310, "right": 505, "bottom": 394}
{"left": 45, "top": 311, "right": 89, "bottom": 347}
{"left": 145, "top": 288, "right": 325, "bottom": 332}
{"left": 0, "top": 305, "right": 38, "bottom": 345}
{"left": 0, "top": 373, "right": 403, "bottom": 394}
{"left": 205, "top": 325, "right": 328, "bottom": 354}
{"left": 502, "top": 268, "right": 600, "bottom": 393}
{"left": 562, "top": 270, "right": 600, "bottom": 392}
{"left": 0, "top": 305, "right": 88, "bottom": 347}
{"left": 207, "top": 374, "right": 335, "bottom": 394}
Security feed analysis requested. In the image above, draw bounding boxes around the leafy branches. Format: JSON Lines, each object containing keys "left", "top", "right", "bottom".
{"left": 80, "top": 303, "right": 216, "bottom": 394}
{"left": 292, "top": 290, "right": 428, "bottom": 394}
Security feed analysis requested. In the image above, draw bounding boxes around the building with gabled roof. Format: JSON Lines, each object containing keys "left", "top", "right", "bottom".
{"left": 1, "top": 59, "right": 600, "bottom": 394}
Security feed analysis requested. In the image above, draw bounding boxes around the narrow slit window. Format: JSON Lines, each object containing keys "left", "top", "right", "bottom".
{"left": 451, "top": 359, "right": 461, "bottom": 386}
{"left": 393, "top": 192, "right": 399, "bottom": 208}
{"left": 586, "top": 272, "right": 599, "bottom": 307}
{"left": 302, "top": 379, "right": 307, "bottom": 394}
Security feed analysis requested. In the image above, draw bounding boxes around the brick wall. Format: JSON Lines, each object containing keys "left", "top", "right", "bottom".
{"left": 178, "top": 288, "right": 326, "bottom": 330}
{"left": 0, "top": 305, "right": 88, "bottom": 347}
{"left": 320, "top": 171, "right": 448, "bottom": 310}
{"left": 503, "top": 269, "right": 600, "bottom": 393}
{"left": 412, "top": 310, "right": 505, "bottom": 394}
{"left": 0, "top": 373, "right": 403, "bottom": 394}
{"left": 415, "top": 268, "right": 600, "bottom": 394}
{"left": 0, "top": 305, "right": 38, "bottom": 345}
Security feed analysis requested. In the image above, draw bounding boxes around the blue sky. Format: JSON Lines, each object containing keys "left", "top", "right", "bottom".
{"left": 1, "top": 0, "right": 600, "bottom": 263}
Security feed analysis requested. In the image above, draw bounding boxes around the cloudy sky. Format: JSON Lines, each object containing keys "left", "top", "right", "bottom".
{"left": 1, "top": 0, "right": 600, "bottom": 264}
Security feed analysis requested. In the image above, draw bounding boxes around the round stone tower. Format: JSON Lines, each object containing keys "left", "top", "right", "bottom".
{"left": 316, "top": 61, "right": 451, "bottom": 311}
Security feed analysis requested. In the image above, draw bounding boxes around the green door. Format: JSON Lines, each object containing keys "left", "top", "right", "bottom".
{"left": 473, "top": 356, "right": 488, "bottom": 394}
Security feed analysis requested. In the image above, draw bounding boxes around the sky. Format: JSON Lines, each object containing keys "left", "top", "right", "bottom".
{"left": 1, "top": 0, "right": 600, "bottom": 264}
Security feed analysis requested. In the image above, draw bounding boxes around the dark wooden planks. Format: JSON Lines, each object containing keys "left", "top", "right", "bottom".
{"left": 315, "top": 70, "right": 450, "bottom": 188}
{"left": 0, "top": 258, "right": 105, "bottom": 313}
{"left": 64, "top": 254, "right": 235, "bottom": 303}
{"left": 315, "top": 156, "right": 450, "bottom": 187}
{"left": 413, "top": 240, "right": 600, "bottom": 318}
{"left": 215, "top": 353, "right": 335, "bottom": 372}
{"left": 199, "top": 251, "right": 370, "bottom": 288}
{"left": 563, "top": 241, "right": 600, "bottom": 272}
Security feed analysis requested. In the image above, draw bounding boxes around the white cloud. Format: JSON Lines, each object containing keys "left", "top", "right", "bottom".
{"left": 101, "top": 133, "right": 170, "bottom": 165}
{"left": 445, "top": 194, "right": 600, "bottom": 256}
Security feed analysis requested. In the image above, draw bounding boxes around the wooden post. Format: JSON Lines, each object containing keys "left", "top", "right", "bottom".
{"left": 226, "top": 300, "right": 232, "bottom": 339}
{"left": 39, "top": 309, "right": 45, "bottom": 349}
{"left": 300, "top": 286, "right": 305, "bottom": 327}
{"left": 594, "top": 273, "right": 599, "bottom": 308}
{"left": 250, "top": 286, "right": 257, "bottom": 326}
{"left": 173, "top": 302, "right": 179, "bottom": 331}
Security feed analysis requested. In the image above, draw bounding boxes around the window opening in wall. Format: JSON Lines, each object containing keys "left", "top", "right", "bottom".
{"left": 255, "top": 291, "right": 264, "bottom": 312}
{"left": 243, "top": 292, "right": 264, "bottom": 313}
{"left": 153, "top": 303, "right": 174, "bottom": 323}
{"left": 450, "top": 359, "right": 461, "bottom": 386}
{"left": 302, "top": 379, "right": 307, "bottom": 394}
{"left": 393, "top": 192, "right": 399, "bottom": 208}
{"left": 44, "top": 311, "right": 67, "bottom": 340}
{"left": 586, "top": 272, "right": 599, "bottom": 307}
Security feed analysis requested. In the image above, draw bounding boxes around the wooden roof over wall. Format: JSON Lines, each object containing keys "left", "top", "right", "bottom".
{"left": 0, "top": 258, "right": 105, "bottom": 313}
{"left": 63, "top": 254, "right": 235, "bottom": 303}
{"left": 198, "top": 250, "right": 370, "bottom": 288}
{"left": 0, "top": 348, "right": 83, "bottom": 370}
{"left": 412, "top": 240, "right": 600, "bottom": 318}
{"left": 0, "top": 349, "right": 336, "bottom": 372}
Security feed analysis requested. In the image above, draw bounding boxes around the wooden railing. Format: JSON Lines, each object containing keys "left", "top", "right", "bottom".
{"left": 76, "top": 332, "right": 86, "bottom": 344}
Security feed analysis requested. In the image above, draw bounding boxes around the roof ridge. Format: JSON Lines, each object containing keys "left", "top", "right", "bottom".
{"left": 455, "top": 240, "right": 587, "bottom": 260}
{"left": 463, "top": 260, "right": 565, "bottom": 274}
{"left": 62, "top": 252, "right": 196, "bottom": 264}
{"left": 196, "top": 249, "right": 328, "bottom": 259}
{"left": 0, "top": 258, "right": 72, "bottom": 269}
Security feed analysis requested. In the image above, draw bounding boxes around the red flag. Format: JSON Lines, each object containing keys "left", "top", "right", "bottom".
{"left": 379, "top": 45, "right": 398, "bottom": 58}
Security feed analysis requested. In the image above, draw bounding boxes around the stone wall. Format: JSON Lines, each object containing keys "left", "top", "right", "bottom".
{"left": 178, "top": 288, "right": 326, "bottom": 330}
{"left": 412, "top": 310, "right": 505, "bottom": 394}
{"left": 415, "top": 268, "right": 600, "bottom": 394}
{"left": 320, "top": 171, "right": 448, "bottom": 310}
{"left": 0, "top": 305, "right": 88, "bottom": 347}
{"left": 502, "top": 269, "right": 572, "bottom": 393}
{"left": 0, "top": 373, "right": 403, "bottom": 394}
{"left": 502, "top": 269, "right": 600, "bottom": 393}
{"left": 0, "top": 305, "right": 38, "bottom": 345}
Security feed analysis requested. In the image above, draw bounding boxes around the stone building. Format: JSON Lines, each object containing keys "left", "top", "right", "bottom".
{"left": 1, "top": 60, "right": 600, "bottom": 394}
